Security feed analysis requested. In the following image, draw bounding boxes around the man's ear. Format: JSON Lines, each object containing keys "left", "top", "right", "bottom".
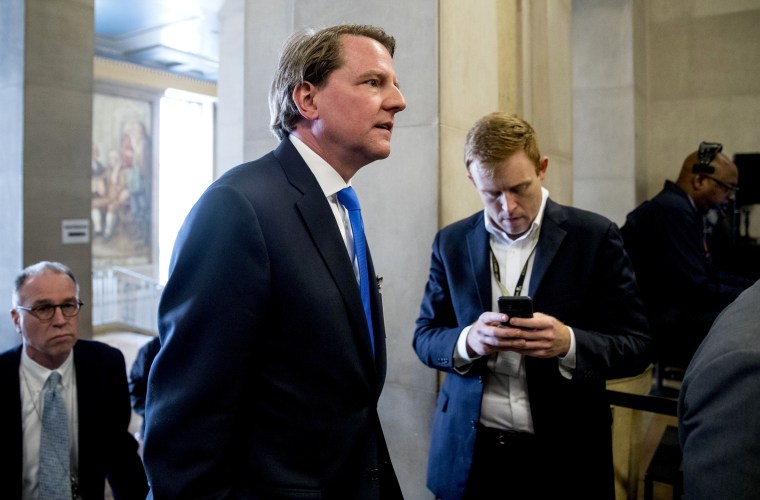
{"left": 692, "top": 173, "right": 707, "bottom": 192}
{"left": 292, "top": 81, "right": 319, "bottom": 120}
{"left": 10, "top": 309, "right": 20, "bottom": 333}
{"left": 538, "top": 156, "right": 549, "bottom": 180}
{"left": 466, "top": 169, "right": 476, "bottom": 187}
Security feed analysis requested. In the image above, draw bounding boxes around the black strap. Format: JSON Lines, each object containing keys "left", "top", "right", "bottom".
{"left": 489, "top": 241, "right": 537, "bottom": 297}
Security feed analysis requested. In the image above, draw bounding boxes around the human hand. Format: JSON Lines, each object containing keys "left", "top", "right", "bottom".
{"left": 466, "top": 312, "right": 571, "bottom": 359}
{"left": 506, "top": 312, "right": 571, "bottom": 358}
{"left": 466, "top": 311, "right": 531, "bottom": 357}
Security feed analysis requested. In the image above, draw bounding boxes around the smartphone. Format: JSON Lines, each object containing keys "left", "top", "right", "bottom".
{"left": 498, "top": 296, "right": 534, "bottom": 326}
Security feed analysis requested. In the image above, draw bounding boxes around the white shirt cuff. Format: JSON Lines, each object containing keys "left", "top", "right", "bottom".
{"left": 558, "top": 326, "right": 576, "bottom": 379}
{"left": 453, "top": 325, "right": 480, "bottom": 373}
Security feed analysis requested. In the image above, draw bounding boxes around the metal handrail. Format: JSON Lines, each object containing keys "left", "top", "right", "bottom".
{"left": 92, "top": 267, "right": 163, "bottom": 334}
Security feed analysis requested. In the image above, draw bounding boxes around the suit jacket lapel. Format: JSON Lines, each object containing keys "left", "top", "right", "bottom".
{"left": 273, "top": 139, "right": 377, "bottom": 366}
{"left": 73, "top": 342, "right": 93, "bottom": 469}
{"left": 466, "top": 213, "right": 493, "bottom": 311}
{"left": 365, "top": 249, "right": 386, "bottom": 377}
{"left": 529, "top": 199, "right": 567, "bottom": 297}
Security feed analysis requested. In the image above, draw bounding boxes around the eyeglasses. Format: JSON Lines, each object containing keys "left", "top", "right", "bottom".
{"left": 702, "top": 175, "right": 739, "bottom": 194}
{"left": 15, "top": 301, "right": 84, "bottom": 321}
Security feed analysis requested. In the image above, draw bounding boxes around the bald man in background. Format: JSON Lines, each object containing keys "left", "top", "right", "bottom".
{"left": 622, "top": 142, "right": 753, "bottom": 372}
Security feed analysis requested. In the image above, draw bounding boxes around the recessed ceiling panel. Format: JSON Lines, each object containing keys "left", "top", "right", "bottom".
{"left": 95, "top": 0, "right": 202, "bottom": 38}
{"left": 94, "top": 0, "right": 219, "bottom": 82}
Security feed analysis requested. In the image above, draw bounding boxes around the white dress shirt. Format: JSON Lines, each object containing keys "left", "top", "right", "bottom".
{"left": 454, "top": 187, "right": 577, "bottom": 432}
{"left": 290, "top": 135, "right": 359, "bottom": 282}
{"left": 19, "top": 348, "right": 79, "bottom": 500}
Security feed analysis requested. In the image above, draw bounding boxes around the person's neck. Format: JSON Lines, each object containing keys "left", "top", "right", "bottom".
{"left": 25, "top": 346, "right": 68, "bottom": 371}
{"left": 290, "top": 130, "right": 359, "bottom": 183}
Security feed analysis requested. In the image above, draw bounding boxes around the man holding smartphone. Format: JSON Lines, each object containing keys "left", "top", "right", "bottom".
{"left": 413, "top": 112, "right": 650, "bottom": 500}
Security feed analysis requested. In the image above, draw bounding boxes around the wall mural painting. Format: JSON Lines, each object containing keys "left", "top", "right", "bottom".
{"left": 92, "top": 93, "right": 153, "bottom": 268}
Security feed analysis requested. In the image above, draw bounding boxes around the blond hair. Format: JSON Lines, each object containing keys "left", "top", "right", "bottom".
{"left": 464, "top": 112, "right": 542, "bottom": 174}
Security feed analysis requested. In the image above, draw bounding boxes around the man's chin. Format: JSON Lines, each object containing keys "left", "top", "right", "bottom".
{"left": 499, "top": 222, "right": 526, "bottom": 237}
{"left": 51, "top": 334, "right": 77, "bottom": 347}
{"left": 368, "top": 146, "right": 392, "bottom": 162}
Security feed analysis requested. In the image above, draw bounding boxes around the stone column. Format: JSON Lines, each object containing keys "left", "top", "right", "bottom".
{"left": 572, "top": 0, "right": 636, "bottom": 225}
{"left": 0, "top": 0, "right": 95, "bottom": 349}
{"left": 0, "top": 0, "right": 25, "bottom": 350}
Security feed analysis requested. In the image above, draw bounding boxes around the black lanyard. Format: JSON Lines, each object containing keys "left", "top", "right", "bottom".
{"left": 489, "top": 241, "right": 537, "bottom": 297}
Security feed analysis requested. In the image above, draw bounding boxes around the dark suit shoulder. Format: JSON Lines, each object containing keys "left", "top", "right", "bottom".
{"left": 73, "top": 339, "right": 127, "bottom": 373}
{"left": 0, "top": 343, "right": 23, "bottom": 366}
{"left": 690, "top": 281, "right": 760, "bottom": 366}
{"left": 74, "top": 338, "right": 123, "bottom": 356}
{"left": 213, "top": 152, "right": 279, "bottom": 186}
{"left": 0, "top": 347, "right": 21, "bottom": 382}
{"left": 438, "top": 212, "right": 483, "bottom": 238}
{"left": 625, "top": 181, "right": 690, "bottom": 223}
{"left": 548, "top": 200, "right": 615, "bottom": 230}
{"left": 198, "top": 139, "right": 319, "bottom": 213}
{"left": 441, "top": 201, "right": 616, "bottom": 236}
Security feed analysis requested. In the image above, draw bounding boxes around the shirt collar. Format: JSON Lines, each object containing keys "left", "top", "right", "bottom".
{"left": 484, "top": 187, "right": 549, "bottom": 245}
{"left": 21, "top": 345, "right": 74, "bottom": 387}
{"left": 289, "top": 135, "right": 350, "bottom": 197}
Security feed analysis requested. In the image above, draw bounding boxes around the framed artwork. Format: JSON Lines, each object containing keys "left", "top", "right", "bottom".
{"left": 91, "top": 87, "right": 158, "bottom": 269}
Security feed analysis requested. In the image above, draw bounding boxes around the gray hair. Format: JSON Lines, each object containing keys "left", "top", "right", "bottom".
{"left": 13, "top": 261, "right": 79, "bottom": 306}
{"left": 269, "top": 24, "right": 396, "bottom": 140}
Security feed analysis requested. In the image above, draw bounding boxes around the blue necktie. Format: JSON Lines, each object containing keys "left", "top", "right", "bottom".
{"left": 337, "top": 186, "right": 375, "bottom": 357}
{"left": 38, "top": 371, "right": 70, "bottom": 500}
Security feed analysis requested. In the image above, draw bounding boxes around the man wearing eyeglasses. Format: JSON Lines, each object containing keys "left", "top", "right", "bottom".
{"left": 622, "top": 143, "right": 754, "bottom": 377}
{"left": 0, "top": 261, "right": 148, "bottom": 500}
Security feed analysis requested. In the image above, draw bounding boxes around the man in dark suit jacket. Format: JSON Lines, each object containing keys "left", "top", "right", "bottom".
{"left": 142, "top": 24, "right": 406, "bottom": 499}
{"left": 0, "top": 261, "right": 147, "bottom": 500}
{"left": 678, "top": 278, "right": 760, "bottom": 500}
{"left": 128, "top": 335, "right": 160, "bottom": 440}
{"left": 621, "top": 145, "right": 752, "bottom": 371}
{"left": 413, "top": 113, "right": 650, "bottom": 500}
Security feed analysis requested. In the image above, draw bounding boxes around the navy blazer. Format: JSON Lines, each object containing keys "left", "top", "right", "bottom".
{"left": 622, "top": 181, "right": 746, "bottom": 312}
{"left": 621, "top": 180, "right": 750, "bottom": 367}
{"left": 414, "top": 200, "right": 651, "bottom": 500}
{"left": 143, "top": 138, "right": 401, "bottom": 499}
{"left": 0, "top": 339, "right": 148, "bottom": 500}
{"left": 679, "top": 279, "right": 760, "bottom": 500}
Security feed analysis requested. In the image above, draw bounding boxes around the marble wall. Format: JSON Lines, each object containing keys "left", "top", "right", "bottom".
{"left": 572, "top": 0, "right": 636, "bottom": 226}
{"left": 641, "top": 0, "right": 760, "bottom": 204}
{"left": 0, "top": 0, "right": 25, "bottom": 351}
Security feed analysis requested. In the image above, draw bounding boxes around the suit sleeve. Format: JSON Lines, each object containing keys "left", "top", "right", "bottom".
{"left": 679, "top": 350, "right": 760, "bottom": 499}
{"left": 568, "top": 223, "right": 652, "bottom": 379}
{"left": 128, "top": 336, "right": 159, "bottom": 419}
{"left": 413, "top": 231, "right": 475, "bottom": 373}
{"left": 143, "top": 184, "right": 270, "bottom": 498}
{"left": 102, "top": 346, "right": 149, "bottom": 500}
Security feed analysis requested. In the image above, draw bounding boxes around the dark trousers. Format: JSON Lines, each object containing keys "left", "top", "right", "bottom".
{"left": 463, "top": 426, "right": 541, "bottom": 500}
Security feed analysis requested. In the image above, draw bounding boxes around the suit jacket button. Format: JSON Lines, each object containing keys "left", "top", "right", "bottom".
{"left": 470, "top": 419, "right": 478, "bottom": 429}
{"left": 368, "top": 468, "right": 380, "bottom": 480}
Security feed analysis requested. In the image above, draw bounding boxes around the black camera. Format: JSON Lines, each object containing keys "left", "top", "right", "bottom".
{"left": 693, "top": 141, "right": 723, "bottom": 174}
